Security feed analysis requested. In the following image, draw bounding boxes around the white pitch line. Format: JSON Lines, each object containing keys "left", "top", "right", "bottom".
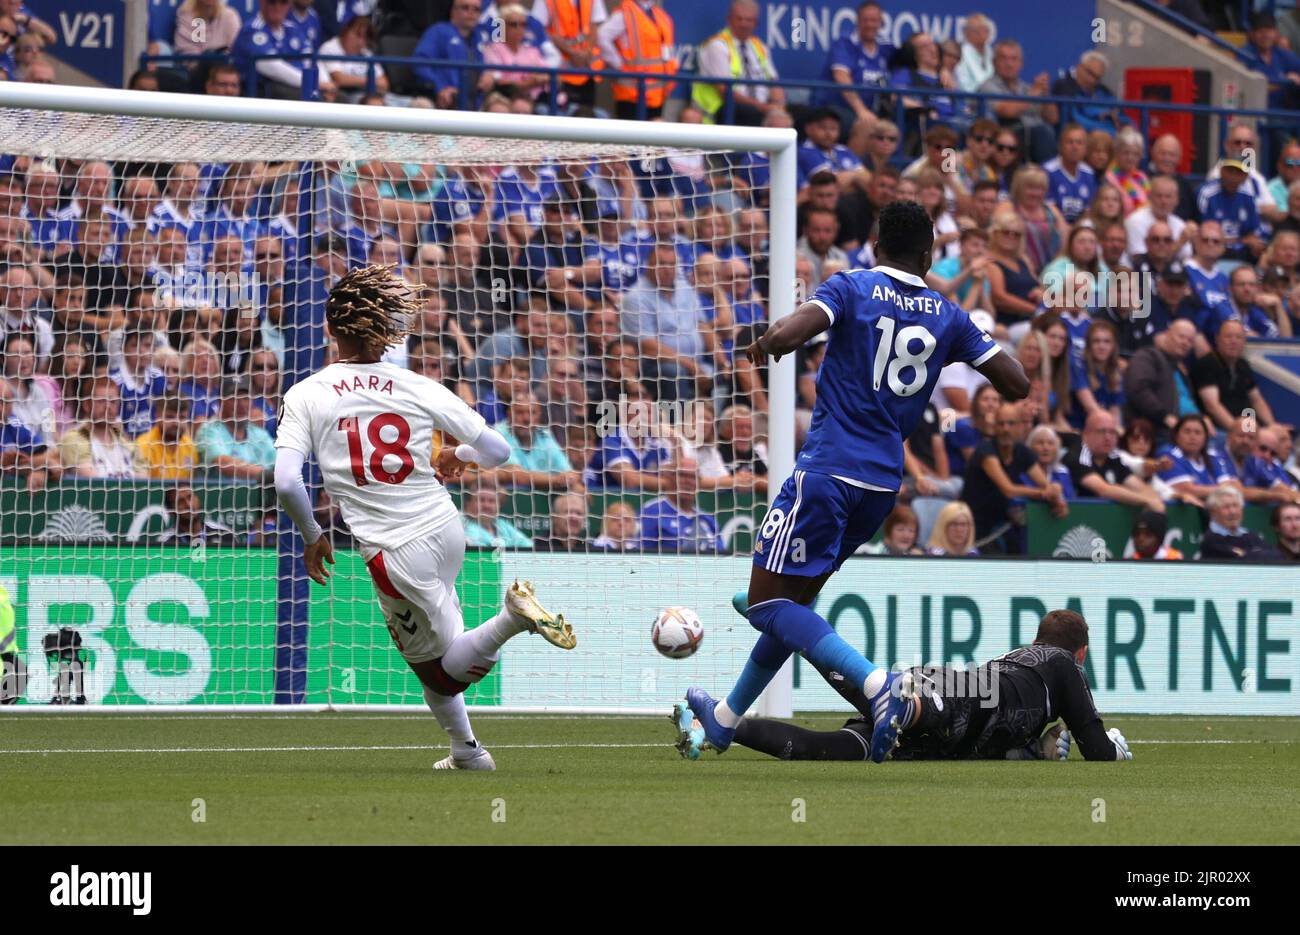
{"left": 1, "top": 742, "right": 668, "bottom": 755}
{"left": 13, "top": 717, "right": 607, "bottom": 723}
{"left": 2, "top": 739, "right": 1296, "bottom": 755}
{"left": 1123, "top": 738, "right": 1294, "bottom": 743}
{"left": 0, "top": 714, "right": 1295, "bottom": 723}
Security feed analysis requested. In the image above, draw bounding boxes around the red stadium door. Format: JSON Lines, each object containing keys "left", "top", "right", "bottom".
{"left": 1124, "top": 68, "right": 1212, "bottom": 176}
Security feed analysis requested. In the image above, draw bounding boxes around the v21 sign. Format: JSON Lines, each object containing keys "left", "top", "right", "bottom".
{"left": 29, "top": 0, "right": 129, "bottom": 89}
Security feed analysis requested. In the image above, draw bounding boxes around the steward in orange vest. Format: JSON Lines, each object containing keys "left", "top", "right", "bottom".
{"left": 608, "top": 0, "right": 676, "bottom": 117}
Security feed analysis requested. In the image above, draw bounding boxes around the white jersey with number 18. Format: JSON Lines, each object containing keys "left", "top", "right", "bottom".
{"left": 275, "top": 361, "right": 487, "bottom": 551}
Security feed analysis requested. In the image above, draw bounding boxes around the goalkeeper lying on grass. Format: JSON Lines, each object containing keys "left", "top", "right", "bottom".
{"left": 673, "top": 608, "right": 1133, "bottom": 762}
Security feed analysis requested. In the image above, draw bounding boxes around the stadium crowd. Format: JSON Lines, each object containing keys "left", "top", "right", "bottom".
{"left": 2, "top": 0, "right": 1300, "bottom": 561}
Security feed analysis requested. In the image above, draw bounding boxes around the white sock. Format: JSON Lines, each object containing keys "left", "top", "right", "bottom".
{"left": 863, "top": 667, "right": 889, "bottom": 700}
{"left": 476, "top": 608, "right": 528, "bottom": 652}
{"left": 715, "top": 700, "right": 741, "bottom": 729}
{"left": 423, "top": 687, "right": 478, "bottom": 757}
{"left": 441, "top": 628, "right": 503, "bottom": 684}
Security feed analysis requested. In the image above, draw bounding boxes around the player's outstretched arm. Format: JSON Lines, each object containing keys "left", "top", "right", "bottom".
{"left": 976, "top": 351, "right": 1031, "bottom": 402}
{"left": 274, "top": 447, "right": 334, "bottom": 585}
{"left": 435, "top": 425, "right": 514, "bottom": 483}
{"left": 1057, "top": 662, "right": 1132, "bottom": 761}
{"left": 746, "top": 302, "right": 832, "bottom": 365}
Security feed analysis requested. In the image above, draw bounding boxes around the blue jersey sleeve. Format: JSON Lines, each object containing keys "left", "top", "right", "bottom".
{"left": 1069, "top": 355, "right": 1089, "bottom": 391}
{"left": 797, "top": 146, "right": 832, "bottom": 188}
{"left": 808, "top": 271, "right": 853, "bottom": 330}
{"left": 491, "top": 177, "right": 519, "bottom": 222}
{"left": 1159, "top": 455, "right": 1194, "bottom": 486}
{"left": 945, "top": 309, "right": 1000, "bottom": 367}
{"left": 1209, "top": 453, "right": 1236, "bottom": 485}
{"left": 833, "top": 145, "right": 863, "bottom": 172}
{"left": 638, "top": 503, "right": 663, "bottom": 551}
{"left": 827, "top": 37, "right": 855, "bottom": 75}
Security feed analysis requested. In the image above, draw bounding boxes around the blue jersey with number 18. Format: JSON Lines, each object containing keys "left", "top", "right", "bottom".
{"left": 800, "top": 266, "right": 1001, "bottom": 490}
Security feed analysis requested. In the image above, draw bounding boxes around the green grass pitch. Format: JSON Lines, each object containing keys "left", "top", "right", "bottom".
{"left": 3, "top": 713, "right": 1298, "bottom": 844}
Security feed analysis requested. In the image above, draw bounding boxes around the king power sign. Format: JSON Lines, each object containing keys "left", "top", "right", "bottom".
{"left": 42, "top": 1, "right": 1093, "bottom": 94}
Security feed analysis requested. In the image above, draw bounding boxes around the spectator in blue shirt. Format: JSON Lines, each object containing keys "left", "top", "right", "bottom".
{"left": 1244, "top": 12, "right": 1300, "bottom": 112}
{"left": 1025, "top": 424, "right": 1076, "bottom": 499}
{"left": 1043, "top": 124, "right": 1098, "bottom": 225}
{"left": 1238, "top": 424, "right": 1300, "bottom": 504}
{"left": 1197, "top": 160, "right": 1265, "bottom": 262}
{"left": 233, "top": 0, "right": 336, "bottom": 101}
{"left": 414, "top": 0, "right": 485, "bottom": 109}
{"left": 108, "top": 326, "right": 166, "bottom": 439}
{"left": 1182, "top": 223, "right": 1229, "bottom": 346}
{"left": 638, "top": 457, "right": 724, "bottom": 553}
{"left": 796, "top": 108, "right": 867, "bottom": 192}
{"left": 815, "top": 0, "right": 894, "bottom": 154}
{"left": 1213, "top": 265, "right": 1284, "bottom": 339}
{"left": 22, "top": 160, "right": 76, "bottom": 260}
{"left": 342, "top": 178, "right": 398, "bottom": 269}
{"left": 492, "top": 163, "right": 560, "bottom": 246}
{"left": 585, "top": 396, "right": 674, "bottom": 489}
{"left": 0, "top": 375, "right": 56, "bottom": 491}
{"left": 287, "top": 0, "right": 321, "bottom": 50}
{"left": 1158, "top": 414, "right": 1238, "bottom": 506}
{"left": 525, "top": 197, "right": 600, "bottom": 310}
{"left": 1069, "top": 320, "right": 1126, "bottom": 431}
{"left": 891, "top": 31, "right": 960, "bottom": 134}
{"left": 178, "top": 337, "right": 224, "bottom": 421}
{"left": 591, "top": 201, "right": 643, "bottom": 296}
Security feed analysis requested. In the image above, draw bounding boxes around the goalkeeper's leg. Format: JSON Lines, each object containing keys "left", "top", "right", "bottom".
{"left": 732, "top": 717, "right": 872, "bottom": 761}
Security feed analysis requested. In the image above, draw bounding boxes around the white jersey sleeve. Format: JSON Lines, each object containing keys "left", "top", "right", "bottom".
{"left": 274, "top": 362, "right": 487, "bottom": 551}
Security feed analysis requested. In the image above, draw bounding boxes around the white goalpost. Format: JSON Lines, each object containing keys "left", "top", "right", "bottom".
{"left": 0, "top": 82, "right": 797, "bottom": 716}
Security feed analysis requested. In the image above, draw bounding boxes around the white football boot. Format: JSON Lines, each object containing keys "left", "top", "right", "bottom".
{"left": 432, "top": 747, "right": 497, "bottom": 771}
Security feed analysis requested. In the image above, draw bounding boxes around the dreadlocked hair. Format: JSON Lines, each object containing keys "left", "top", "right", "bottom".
{"left": 326, "top": 264, "right": 419, "bottom": 351}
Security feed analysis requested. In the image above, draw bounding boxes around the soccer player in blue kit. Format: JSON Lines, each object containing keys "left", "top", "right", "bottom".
{"left": 680, "top": 202, "right": 1031, "bottom": 763}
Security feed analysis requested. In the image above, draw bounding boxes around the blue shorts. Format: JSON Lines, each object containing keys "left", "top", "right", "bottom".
{"left": 753, "top": 470, "right": 896, "bottom": 577}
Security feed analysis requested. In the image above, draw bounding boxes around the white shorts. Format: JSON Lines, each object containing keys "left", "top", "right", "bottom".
{"left": 359, "top": 521, "right": 466, "bottom": 663}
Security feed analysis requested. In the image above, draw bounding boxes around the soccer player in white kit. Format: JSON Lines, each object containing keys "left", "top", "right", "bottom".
{"left": 273, "top": 265, "right": 576, "bottom": 771}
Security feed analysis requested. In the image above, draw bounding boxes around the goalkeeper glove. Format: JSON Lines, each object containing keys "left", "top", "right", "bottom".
{"left": 1107, "top": 727, "right": 1133, "bottom": 761}
{"left": 1032, "top": 723, "right": 1071, "bottom": 761}
{"left": 1052, "top": 727, "right": 1071, "bottom": 761}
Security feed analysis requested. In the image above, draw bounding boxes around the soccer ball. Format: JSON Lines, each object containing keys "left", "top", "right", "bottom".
{"left": 652, "top": 607, "right": 704, "bottom": 659}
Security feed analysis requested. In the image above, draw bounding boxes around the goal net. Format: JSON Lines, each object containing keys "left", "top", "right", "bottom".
{"left": 0, "top": 85, "right": 797, "bottom": 712}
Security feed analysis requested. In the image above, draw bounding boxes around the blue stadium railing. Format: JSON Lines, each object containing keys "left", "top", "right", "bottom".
{"left": 1131, "top": 0, "right": 1252, "bottom": 60}
{"left": 142, "top": 49, "right": 1300, "bottom": 172}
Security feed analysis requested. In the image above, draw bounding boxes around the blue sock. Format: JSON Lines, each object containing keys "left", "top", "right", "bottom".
{"left": 747, "top": 598, "right": 834, "bottom": 654}
{"left": 748, "top": 598, "right": 881, "bottom": 692}
{"left": 808, "top": 631, "right": 880, "bottom": 695}
{"left": 723, "top": 633, "right": 789, "bottom": 719}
